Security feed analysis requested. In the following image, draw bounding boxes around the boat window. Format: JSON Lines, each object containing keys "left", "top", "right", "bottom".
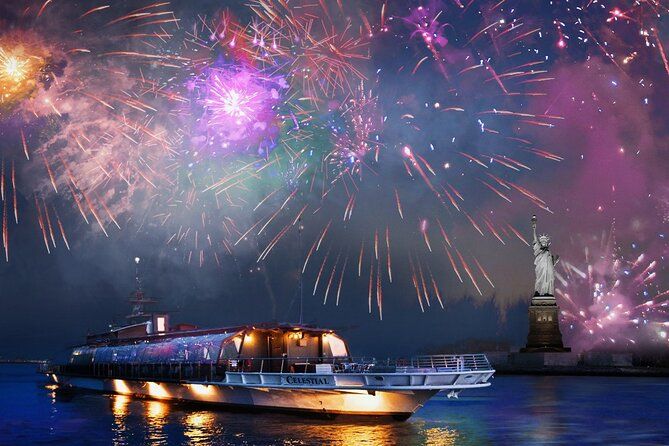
{"left": 87, "top": 332, "right": 237, "bottom": 364}
{"left": 156, "top": 317, "right": 166, "bottom": 333}
{"left": 220, "top": 339, "right": 241, "bottom": 359}
{"left": 70, "top": 347, "right": 96, "bottom": 365}
{"left": 323, "top": 334, "right": 348, "bottom": 357}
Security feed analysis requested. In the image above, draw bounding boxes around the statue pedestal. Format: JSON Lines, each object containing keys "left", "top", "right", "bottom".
{"left": 520, "top": 296, "right": 570, "bottom": 352}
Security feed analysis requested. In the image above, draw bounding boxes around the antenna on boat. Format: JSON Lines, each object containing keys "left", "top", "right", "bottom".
{"left": 134, "top": 256, "right": 142, "bottom": 292}
{"left": 298, "top": 217, "right": 304, "bottom": 325}
{"left": 127, "top": 256, "right": 156, "bottom": 321}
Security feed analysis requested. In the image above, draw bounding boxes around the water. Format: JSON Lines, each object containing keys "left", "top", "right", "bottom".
{"left": 1, "top": 364, "right": 668, "bottom": 445}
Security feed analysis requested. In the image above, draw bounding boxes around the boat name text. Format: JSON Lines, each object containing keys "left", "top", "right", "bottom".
{"left": 281, "top": 375, "right": 333, "bottom": 386}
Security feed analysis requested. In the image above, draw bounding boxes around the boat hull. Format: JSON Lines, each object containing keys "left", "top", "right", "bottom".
{"left": 49, "top": 374, "right": 438, "bottom": 418}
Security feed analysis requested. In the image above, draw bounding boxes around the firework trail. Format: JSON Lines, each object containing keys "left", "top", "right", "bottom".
{"left": 246, "top": 0, "right": 373, "bottom": 102}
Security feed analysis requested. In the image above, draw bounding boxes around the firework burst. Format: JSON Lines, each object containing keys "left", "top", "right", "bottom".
{"left": 557, "top": 226, "right": 669, "bottom": 351}
{"left": 186, "top": 64, "right": 288, "bottom": 156}
{"left": 0, "top": 31, "right": 52, "bottom": 115}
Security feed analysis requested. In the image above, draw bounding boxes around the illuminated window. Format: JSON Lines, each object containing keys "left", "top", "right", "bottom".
{"left": 323, "top": 334, "right": 348, "bottom": 357}
{"left": 156, "top": 317, "right": 166, "bottom": 332}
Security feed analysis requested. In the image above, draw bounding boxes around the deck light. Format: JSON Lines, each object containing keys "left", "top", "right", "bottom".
{"left": 190, "top": 384, "right": 215, "bottom": 397}
{"left": 113, "top": 379, "right": 131, "bottom": 395}
{"left": 147, "top": 382, "right": 170, "bottom": 399}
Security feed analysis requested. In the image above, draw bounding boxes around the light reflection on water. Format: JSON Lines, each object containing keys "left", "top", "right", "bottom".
{"left": 183, "top": 411, "right": 218, "bottom": 445}
{"left": 104, "top": 394, "right": 462, "bottom": 445}
{"left": 111, "top": 395, "right": 131, "bottom": 446}
{"left": 1, "top": 365, "right": 669, "bottom": 445}
{"left": 145, "top": 400, "right": 170, "bottom": 445}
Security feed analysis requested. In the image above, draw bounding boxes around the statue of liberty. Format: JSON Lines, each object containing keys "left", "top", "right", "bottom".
{"left": 531, "top": 215, "right": 559, "bottom": 296}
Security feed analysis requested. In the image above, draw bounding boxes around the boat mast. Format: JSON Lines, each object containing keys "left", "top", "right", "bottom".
{"left": 298, "top": 218, "right": 304, "bottom": 325}
{"left": 127, "top": 256, "right": 155, "bottom": 322}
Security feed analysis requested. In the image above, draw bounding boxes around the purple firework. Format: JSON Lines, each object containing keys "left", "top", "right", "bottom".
{"left": 191, "top": 65, "right": 288, "bottom": 157}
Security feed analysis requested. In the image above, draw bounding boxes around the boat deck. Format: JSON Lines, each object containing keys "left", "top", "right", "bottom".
{"left": 43, "top": 354, "right": 494, "bottom": 391}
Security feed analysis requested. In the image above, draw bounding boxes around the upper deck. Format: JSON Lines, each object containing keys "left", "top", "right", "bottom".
{"left": 65, "top": 323, "right": 351, "bottom": 372}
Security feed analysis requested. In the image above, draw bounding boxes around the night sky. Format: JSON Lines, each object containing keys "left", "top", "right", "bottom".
{"left": 0, "top": 0, "right": 667, "bottom": 360}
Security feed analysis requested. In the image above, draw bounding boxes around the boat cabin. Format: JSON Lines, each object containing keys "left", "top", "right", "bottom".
{"left": 68, "top": 323, "right": 350, "bottom": 377}
{"left": 230, "top": 325, "right": 350, "bottom": 372}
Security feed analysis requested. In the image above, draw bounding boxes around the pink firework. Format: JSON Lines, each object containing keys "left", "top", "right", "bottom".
{"left": 556, "top": 228, "right": 668, "bottom": 351}
{"left": 190, "top": 66, "right": 288, "bottom": 157}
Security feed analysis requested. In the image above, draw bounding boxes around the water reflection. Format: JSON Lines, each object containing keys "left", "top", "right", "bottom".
{"left": 279, "top": 420, "right": 411, "bottom": 445}
{"left": 111, "top": 395, "right": 131, "bottom": 446}
{"left": 527, "top": 376, "right": 564, "bottom": 443}
{"left": 145, "top": 400, "right": 170, "bottom": 445}
{"left": 183, "top": 411, "right": 218, "bottom": 445}
{"left": 104, "top": 398, "right": 461, "bottom": 446}
{"left": 212, "top": 416, "right": 461, "bottom": 446}
{"left": 111, "top": 395, "right": 131, "bottom": 417}
{"left": 44, "top": 384, "right": 59, "bottom": 436}
{"left": 424, "top": 426, "right": 459, "bottom": 446}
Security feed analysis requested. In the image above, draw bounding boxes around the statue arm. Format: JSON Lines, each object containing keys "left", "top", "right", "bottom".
{"left": 532, "top": 223, "right": 538, "bottom": 244}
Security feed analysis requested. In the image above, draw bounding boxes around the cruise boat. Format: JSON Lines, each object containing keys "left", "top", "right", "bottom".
{"left": 42, "top": 262, "right": 495, "bottom": 419}
{"left": 43, "top": 319, "right": 494, "bottom": 419}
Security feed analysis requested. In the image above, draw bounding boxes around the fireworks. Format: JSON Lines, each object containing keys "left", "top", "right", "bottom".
{"left": 557, "top": 227, "right": 668, "bottom": 351}
{"left": 0, "top": 1, "right": 186, "bottom": 260}
{"left": 247, "top": 0, "right": 373, "bottom": 101}
{"left": 0, "top": 32, "right": 50, "bottom": 114}
{"left": 545, "top": 0, "right": 669, "bottom": 77}
{"left": 326, "top": 82, "right": 382, "bottom": 179}
{"left": 1, "top": 51, "right": 29, "bottom": 82}
{"left": 0, "top": 0, "right": 559, "bottom": 320}
{"left": 0, "top": 0, "right": 666, "bottom": 331}
{"left": 187, "top": 65, "right": 287, "bottom": 156}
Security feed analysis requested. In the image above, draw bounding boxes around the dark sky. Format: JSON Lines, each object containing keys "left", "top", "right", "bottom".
{"left": 0, "top": 0, "right": 667, "bottom": 359}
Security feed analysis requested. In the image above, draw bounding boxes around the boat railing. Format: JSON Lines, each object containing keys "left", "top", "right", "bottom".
{"left": 46, "top": 354, "right": 492, "bottom": 382}
{"left": 224, "top": 354, "right": 492, "bottom": 374}
{"left": 409, "top": 354, "right": 492, "bottom": 371}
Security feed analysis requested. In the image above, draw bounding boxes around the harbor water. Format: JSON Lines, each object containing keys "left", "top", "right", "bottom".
{"left": 1, "top": 364, "right": 667, "bottom": 445}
